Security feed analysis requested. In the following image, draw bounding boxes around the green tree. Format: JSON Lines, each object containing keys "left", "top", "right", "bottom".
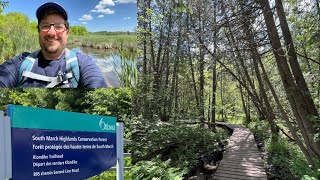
{"left": 0, "top": 12, "right": 38, "bottom": 62}
{"left": 83, "top": 88, "right": 132, "bottom": 118}
{"left": 0, "top": 1, "right": 8, "bottom": 11}
{"left": 69, "top": 26, "right": 89, "bottom": 35}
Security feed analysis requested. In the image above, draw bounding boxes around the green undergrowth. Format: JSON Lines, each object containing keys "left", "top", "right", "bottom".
{"left": 266, "top": 138, "right": 320, "bottom": 179}
{"left": 131, "top": 117, "right": 229, "bottom": 179}
{"left": 247, "top": 120, "right": 320, "bottom": 179}
{"left": 87, "top": 157, "right": 132, "bottom": 180}
{"left": 212, "top": 113, "right": 247, "bottom": 125}
{"left": 131, "top": 158, "right": 185, "bottom": 180}
{"left": 224, "top": 115, "right": 246, "bottom": 125}
{"left": 246, "top": 119, "right": 270, "bottom": 142}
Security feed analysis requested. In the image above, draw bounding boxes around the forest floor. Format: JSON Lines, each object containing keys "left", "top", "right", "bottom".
{"left": 183, "top": 142, "right": 227, "bottom": 180}
{"left": 183, "top": 126, "right": 232, "bottom": 180}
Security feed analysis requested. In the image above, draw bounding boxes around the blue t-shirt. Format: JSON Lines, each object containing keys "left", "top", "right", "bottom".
{"left": 0, "top": 51, "right": 107, "bottom": 88}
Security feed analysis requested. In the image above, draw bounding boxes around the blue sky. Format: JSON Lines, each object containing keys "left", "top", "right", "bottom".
{"left": 3, "top": 0, "right": 137, "bottom": 32}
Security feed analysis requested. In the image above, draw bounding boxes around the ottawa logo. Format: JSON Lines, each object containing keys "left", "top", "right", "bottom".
{"left": 99, "top": 118, "right": 116, "bottom": 131}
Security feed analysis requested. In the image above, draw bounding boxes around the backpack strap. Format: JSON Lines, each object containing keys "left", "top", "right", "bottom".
{"left": 65, "top": 48, "right": 80, "bottom": 88}
{"left": 17, "top": 50, "right": 40, "bottom": 87}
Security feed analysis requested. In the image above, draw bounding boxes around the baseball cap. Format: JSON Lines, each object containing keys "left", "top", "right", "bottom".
{"left": 36, "top": 2, "right": 68, "bottom": 21}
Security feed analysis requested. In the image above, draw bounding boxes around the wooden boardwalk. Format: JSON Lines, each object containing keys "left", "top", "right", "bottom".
{"left": 213, "top": 122, "right": 268, "bottom": 180}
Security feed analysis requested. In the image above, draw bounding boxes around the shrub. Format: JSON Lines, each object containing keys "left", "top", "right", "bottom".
{"left": 266, "top": 137, "right": 320, "bottom": 179}
{"left": 246, "top": 119, "right": 270, "bottom": 142}
{"left": 131, "top": 158, "right": 185, "bottom": 180}
{"left": 132, "top": 119, "right": 229, "bottom": 170}
{"left": 88, "top": 157, "right": 132, "bottom": 180}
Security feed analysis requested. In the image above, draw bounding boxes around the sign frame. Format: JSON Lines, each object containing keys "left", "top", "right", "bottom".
{"left": 0, "top": 105, "right": 125, "bottom": 180}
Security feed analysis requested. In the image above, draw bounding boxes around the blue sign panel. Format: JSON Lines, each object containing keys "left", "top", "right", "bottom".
{"left": 8, "top": 105, "right": 117, "bottom": 180}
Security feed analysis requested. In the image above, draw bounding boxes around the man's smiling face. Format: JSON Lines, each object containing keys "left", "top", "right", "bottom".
{"left": 38, "top": 13, "right": 69, "bottom": 59}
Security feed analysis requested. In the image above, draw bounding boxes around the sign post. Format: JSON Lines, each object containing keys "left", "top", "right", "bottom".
{"left": 4, "top": 116, "right": 12, "bottom": 179}
{"left": 116, "top": 122, "right": 124, "bottom": 180}
{"left": 0, "top": 112, "right": 12, "bottom": 180}
{"left": 0, "top": 111, "right": 5, "bottom": 180}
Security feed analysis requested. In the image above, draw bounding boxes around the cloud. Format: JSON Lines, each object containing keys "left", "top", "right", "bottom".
{"left": 115, "top": 0, "right": 136, "bottom": 3}
{"left": 91, "top": 8, "right": 115, "bottom": 14}
{"left": 98, "top": 15, "right": 104, "bottom": 18}
{"left": 99, "top": 0, "right": 115, "bottom": 6}
{"left": 91, "top": 0, "right": 115, "bottom": 15}
{"left": 95, "top": 4, "right": 105, "bottom": 9}
{"left": 79, "top": 14, "right": 93, "bottom": 21}
{"left": 123, "top": 17, "right": 131, "bottom": 20}
{"left": 82, "top": 22, "right": 87, "bottom": 24}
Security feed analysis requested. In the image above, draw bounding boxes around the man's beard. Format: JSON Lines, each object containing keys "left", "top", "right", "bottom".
{"left": 44, "top": 46, "right": 59, "bottom": 54}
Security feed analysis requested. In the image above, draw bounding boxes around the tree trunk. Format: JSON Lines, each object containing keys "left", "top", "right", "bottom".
{"left": 316, "top": 0, "right": 320, "bottom": 107}
{"left": 259, "top": 53, "right": 316, "bottom": 167}
{"left": 140, "top": 0, "right": 149, "bottom": 119}
{"left": 224, "top": 27, "right": 266, "bottom": 120}
{"left": 222, "top": 10, "right": 267, "bottom": 120}
{"left": 239, "top": 83, "right": 250, "bottom": 123}
{"left": 240, "top": 2, "right": 279, "bottom": 140}
{"left": 152, "top": 1, "right": 165, "bottom": 116}
{"left": 199, "top": 44, "right": 205, "bottom": 125}
{"left": 220, "top": 70, "right": 224, "bottom": 121}
{"left": 160, "top": 8, "right": 173, "bottom": 122}
{"left": 186, "top": 12, "right": 200, "bottom": 109}
{"left": 168, "top": 10, "right": 182, "bottom": 119}
{"left": 275, "top": 0, "right": 319, "bottom": 117}
{"left": 197, "top": 4, "right": 205, "bottom": 126}
{"left": 259, "top": 0, "right": 320, "bottom": 161}
{"left": 211, "top": 0, "right": 218, "bottom": 130}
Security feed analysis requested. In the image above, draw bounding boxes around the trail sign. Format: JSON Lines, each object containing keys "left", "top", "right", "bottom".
{"left": 7, "top": 105, "right": 117, "bottom": 180}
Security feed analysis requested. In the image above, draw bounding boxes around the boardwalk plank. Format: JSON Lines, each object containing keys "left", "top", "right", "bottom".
{"left": 212, "top": 176, "right": 240, "bottom": 180}
{"left": 215, "top": 170, "right": 267, "bottom": 177}
{"left": 223, "top": 155, "right": 263, "bottom": 159}
{"left": 217, "top": 163, "right": 266, "bottom": 171}
{"left": 219, "top": 161, "right": 264, "bottom": 167}
{"left": 213, "top": 122, "right": 268, "bottom": 180}
{"left": 214, "top": 173, "right": 266, "bottom": 180}
{"left": 223, "top": 155, "right": 262, "bottom": 158}
{"left": 224, "top": 151, "right": 261, "bottom": 155}
{"left": 217, "top": 165, "right": 266, "bottom": 173}
{"left": 222, "top": 159, "right": 264, "bottom": 164}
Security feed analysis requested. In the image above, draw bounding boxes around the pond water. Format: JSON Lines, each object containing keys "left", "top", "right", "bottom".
{"left": 69, "top": 47, "right": 123, "bottom": 88}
